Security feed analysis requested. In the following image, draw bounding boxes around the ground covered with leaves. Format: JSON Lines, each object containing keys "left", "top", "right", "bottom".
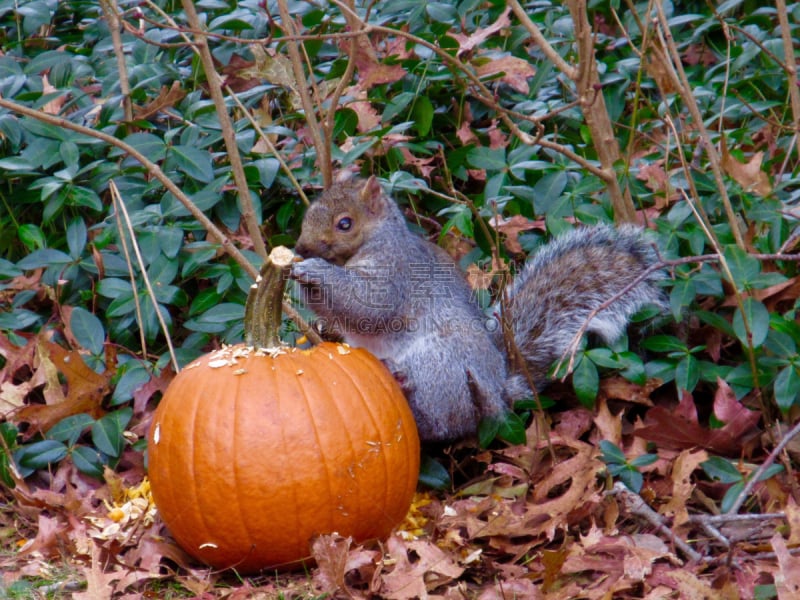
{"left": 2, "top": 0, "right": 800, "bottom": 597}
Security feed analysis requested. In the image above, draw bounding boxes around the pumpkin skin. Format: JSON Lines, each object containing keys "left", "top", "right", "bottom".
{"left": 148, "top": 341, "right": 420, "bottom": 573}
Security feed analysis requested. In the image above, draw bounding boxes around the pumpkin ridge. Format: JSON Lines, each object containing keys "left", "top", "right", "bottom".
{"left": 191, "top": 363, "right": 236, "bottom": 557}
{"left": 329, "top": 348, "right": 397, "bottom": 528}
{"left": 230, "top": 358, "right": 256, "bottom": 557}
{"left": 293, "top": 348, "right": 340, "bottom": 537}
{"left": 363, "top": 352, "right": 418, "bottom": 509}
{"left": 276, "top": 353, "right": 307, "bottom": 562}
{"left": 365, "top": 348, "right": 419, "bottom": 523}
{"left": 155, "top": 365, "right": 215, "bottom": 556}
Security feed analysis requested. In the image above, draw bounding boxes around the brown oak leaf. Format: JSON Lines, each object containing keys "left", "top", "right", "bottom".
{"left": 635, "top": 380, "right": 760, "bottom": 455}
{"left": 16, "top": 339, "right": 112, "bottom": 434}
{"left": 475, "top": 56, "right": 536, "bottom": 94}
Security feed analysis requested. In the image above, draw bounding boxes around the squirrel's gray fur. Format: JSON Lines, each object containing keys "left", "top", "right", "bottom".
{"left": 290, "top": 176, "right": 666, "bottom": 442}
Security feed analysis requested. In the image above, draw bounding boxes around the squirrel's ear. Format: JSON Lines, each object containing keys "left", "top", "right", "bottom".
{"left": 360, "top": 176, "right": 386, "bottom": 215}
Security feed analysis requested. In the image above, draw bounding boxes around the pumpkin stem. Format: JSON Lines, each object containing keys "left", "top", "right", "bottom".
{"left": 244, "top": 246, "right": 296, "bottom": 349}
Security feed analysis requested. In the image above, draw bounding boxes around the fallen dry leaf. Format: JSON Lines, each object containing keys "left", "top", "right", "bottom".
{"left": 132, "top": 81, "right": 186, "bottom": 120}
{"left": 16, "top": 339, "right": 112, "bottom": 434}
{"left": 720, "top": 136, "right": 772, "bottom": 197}
{"left": 345, "top": 35, "right": 407, "bottom": 90}
{"left": 380, "top": 535, "right": 464, "bottom": 599}
{"left": 311, "top": 533, "right": 353, "bottom": 595}
{"left": 660, "top": 448, "right": 708, "bottom": 526}
{"left": 489, "top": 214, "right": 544, "bottom": 254}
{"left": 451, "top": 7, "right": 512, "bottom": 56}
{"left": 772, "top": 533, "right": 800, "bottom": 599}
{"left": 475, "top": 55, "right": 536, "bottom": 94}
{"left": 634, "top": 382, "right": 759, "bottom": 455}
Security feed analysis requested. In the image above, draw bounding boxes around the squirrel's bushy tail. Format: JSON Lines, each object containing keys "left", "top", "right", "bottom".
{"left": 497, "top": 224, "right": 667, "bottom": 399}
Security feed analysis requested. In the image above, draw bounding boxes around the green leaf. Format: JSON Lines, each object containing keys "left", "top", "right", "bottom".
{"left": 411, "top": 95, "right": 434, "bottom": 136}
{"left": 774, "top": 365, "right": 800, "bottom": 412}
{"left": 17, "top": 224, "right": 47, "bottom": 251}
{"left": 253, "top": 157, "right": 280, "bottom": 188}
{"left": 0, "top": 422, "right": 17, "bottom": 448}
{"left": 59, "top": 140, "right": 80, "bottom": 170}
{"left": 675, "top": 355, "right": 700, "bottom": 393}
{"left": 96, "top": 278, "right": 133, "bottom": 299}
{"left": 91, "top": 408, "right": 132, "bottom": 458}
{"left": 641, "top": 335, "right": 688, "bottom": 353}
{"left": 599, "top": 440, "right": 626, "bottom": 465}
{"left": 585, "top": 348, "right": 619, "bottom": 369}
{"left": 572, "top": 355, "right": 599, "bottom": 407}
{"left": 495, "top": 411, "right": 527, "bottom": 445}
{"left": 618, "top": 352, "right": 646, "bottom": 384}
{"left": 16, "top": 248, "right": 72, "bottom": 270}
{"left": 66, "top": 217, "right": 87, "bottom": 259}
{"left": 195, "top": 302, "right": 245, "bottom": 324}
{"left": 618, "top": 467, "right": 644, "bottom": 493}
{"left": 720, "top": 480, "right": 745, "bottom": 513}
{"left": 732, "top": 297, "right": 770, "bottom": 349}
{"left": 47, "top": 414, "right": 94, "bottom": 446}
{"left": 418, "top": 455, "right": 450, "bottom": 490}
{"left": 68, "top": 186, "right": 103, "bottom": 211}
{"left": 530, "top": 171, "right": 568, "bottom": 214}
{"left": 0, "top": 309, "right": 41, "bottom": 330}
{"left": 17, "top": 1, "right": 54, "bottom": 34}
{"left": 426, "top": 2, "right": 458, "bottom": 23}
{"left": 466, "top": 146, "right": 507, "bottom": 171}
{"left": 382, "top": 91, "right": 415, "bottom": 122}
{"left": 147, "top": 254, "right": 180, "bottom": 286}
{"left": 158, "top": 226, "right": 185, "bottom": 259}
{"left": 723, "top": 245, "right": 761, "bottom": 291}
{"left": 0, "top": 453, "right": 14, "bottom": 488}
{"left": 70, "top": 306, "right": 105, "bottom": 355}
{"left": 113, "top": 132, "right": 167, "bottom": 162}
{"left": 111, "top": 364, "right": 151, "bottom": 405}
{"left": 696, "top": 310, "right": 735, "bottom": 337}
{"left": 477, "top": 413, "right": 500, "bottom": 448}
{"left": 756, "top": 464, "right": 785, "bottom": 482}
{"left": 669, "top": 278, "right": 695, "bottom": 320}
{"left": 106, "top": 293, "right": 137, "bottom": 318}
{"left": 701, "top": 456, "right": 742, "bottom": 484}
{"left": 169, "top": 145, "right": 214, "bottom": 183}
{"left": 15, "top": 440, "right": 68, "bottom": 470}
{"left": 630, "top": 453, "right": 658, "bottom": 468}
{"left": 71, "top": 445, "right": 105, "bottom": 479}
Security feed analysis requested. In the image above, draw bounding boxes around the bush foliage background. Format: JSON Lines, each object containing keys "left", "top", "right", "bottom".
{"left": 1, "top": 0, "right": 800, "bottom": 595}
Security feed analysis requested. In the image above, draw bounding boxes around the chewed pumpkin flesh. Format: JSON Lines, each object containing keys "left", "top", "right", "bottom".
{"left": 148, "top": 341, "right": 420, "bottom": 573}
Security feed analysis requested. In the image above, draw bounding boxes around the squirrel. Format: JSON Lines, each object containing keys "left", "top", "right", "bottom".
{"left": 289, "top": 176, "right": 667, "bottom": 443}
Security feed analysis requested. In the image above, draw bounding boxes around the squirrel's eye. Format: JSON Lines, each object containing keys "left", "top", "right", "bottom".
{"left": 336, "top": 217, "right": 353, "bottom": 231}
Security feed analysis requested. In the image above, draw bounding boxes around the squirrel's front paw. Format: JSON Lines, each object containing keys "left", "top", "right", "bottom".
{"left": 290, "top": 257, "right": 331, "bottom": 284}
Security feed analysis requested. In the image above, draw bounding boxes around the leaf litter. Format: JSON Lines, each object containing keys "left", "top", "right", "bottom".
{"left": 0, "top": 318, "right": 796, "bottom": 599}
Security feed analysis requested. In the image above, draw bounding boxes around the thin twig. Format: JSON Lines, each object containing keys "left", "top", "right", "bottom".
{"left": 110, "top": 181, "right": 180, "bottom": 372}
{"left": 99, "top": 0, "right": 133, "bottom": 122}
{"left": 507, "top": 0, "right": 576, "bottom": 78}
{"left": 181, "top": 0, "right": 268, "bottom": 260}
{"left": 276, "top": 0, "right": 331, "bottom": 185}
{"left": 225, "top": 86, "right": 310, "bottom": 206}
{"left": 725, "top": 418, "right": 800, "bottom": 515}
{"left": 653, "top": 2, "right": 744, "bottom": 248}
{"left": 610, "top": 481, "right": 703, "bottom": 562}
{"left": 687, "top": 512, "right": 786, "bottom": 524}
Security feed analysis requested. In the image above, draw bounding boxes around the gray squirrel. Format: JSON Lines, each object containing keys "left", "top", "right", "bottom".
{"left": 290, "top": 176, "right": 667, "bottom": 442}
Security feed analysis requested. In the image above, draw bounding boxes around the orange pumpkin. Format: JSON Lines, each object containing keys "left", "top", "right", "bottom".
{"left": 147, "top": 248, "right": 420, "bottom": 573}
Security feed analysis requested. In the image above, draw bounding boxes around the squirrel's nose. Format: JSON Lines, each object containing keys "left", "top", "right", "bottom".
{"left": 294, "top": 239, "right": 328, "bottom": 259}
